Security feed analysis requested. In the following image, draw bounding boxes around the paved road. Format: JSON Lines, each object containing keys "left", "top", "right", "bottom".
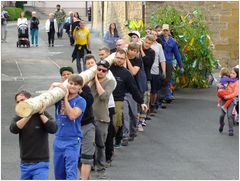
{"left": 1, "top": 20, "right": 239, "bottom": 180}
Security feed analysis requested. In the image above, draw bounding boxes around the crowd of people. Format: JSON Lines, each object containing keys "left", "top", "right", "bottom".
{"left": 7, "top": 4, "right": 239, "bottom": 180}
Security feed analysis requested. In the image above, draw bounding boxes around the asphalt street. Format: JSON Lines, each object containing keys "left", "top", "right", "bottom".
{"left": 1, "top": 20, "right": 239, "bottom": 180}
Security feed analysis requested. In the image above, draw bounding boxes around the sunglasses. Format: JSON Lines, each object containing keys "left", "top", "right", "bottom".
{"left": 97, "top": 67, "right": 108, "bottom": 73}
{"left": 16, "top": 99, "right": 25, "bottom": 104}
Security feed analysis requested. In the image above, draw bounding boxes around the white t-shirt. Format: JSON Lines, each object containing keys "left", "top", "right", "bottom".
{"left": 17, "top": 18, "right": 28, "bottom": 26}
{"left": 150, "top": 42, "right": 166, "bottom": 75}
{"left": 106, "top": 70, "right": 116, "bottom": 108}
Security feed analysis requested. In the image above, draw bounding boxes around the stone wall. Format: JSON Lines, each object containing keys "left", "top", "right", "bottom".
{"left": 146, "top": 1, "right": 239, "bottom": 67}
{"left": 92, "top": 2, "right": 143, "bottom": 41}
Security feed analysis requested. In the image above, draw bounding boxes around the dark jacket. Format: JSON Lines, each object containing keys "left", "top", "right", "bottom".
{"left": 142, "top": 48, "right": 155, "bottom": 81}
{"left": 10, "top": 112, "right": 57, "bottom": 163}
{"left": 30, "top": 17, "right": 39, "bottom": 30}
{"left": 110, "top": 64, "right": 144, "bottom": 104}
{"left": 79, "top": 85, "right": 94, "bottom": 126}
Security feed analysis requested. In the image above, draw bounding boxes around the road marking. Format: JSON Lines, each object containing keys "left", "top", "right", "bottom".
{"left": 49, "top": 52, "right": 64, "bottom": 56}
{"left": 47, "top": 57, "right": 60, "bottom": 69}
{"left": 53, "top": 45, "right": 64, "bottom": 47}
{"left": 15, "top": 60, "right": 24, "bottom": 81}
{"left": 17, "top": 84, "right": 25, "bottom": 91}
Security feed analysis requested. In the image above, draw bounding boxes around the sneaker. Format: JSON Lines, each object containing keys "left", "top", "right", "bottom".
{"left": 52, "top": 44, "right": 54, "bottom": 47}
{"left": 145, "top": 116, "right": 151, "bottom": 120}
{"left": 218, "top": 123, "right": 225, "bottom": 133}
{"left": 97, "top": 170, "right": 106, "bottom": 179}
{"left": 161, "top": 103, "right": 167, "bottom": 109}
{"left": 229, "top": 132, "right": 234, "bottom": 136}
{"left": 165, "top": 99, "right": 172, "bottom": 104}
{"left": 48, "top": 44, "right": 51, "bottom": 47}
{"left": 121, "top": 139, "right": 128, "bottom": 146}
{"left": 221, "top": 106, "right": 227, "bottom": 113}
{"left": 138, "top": 124, "right": 144, "bottom": 132}
{"left": 128, "top": 136, "right": 134, "bottom": 141}
{"left": 142, "top": 120, "right": 147, "bottom": 126}
{"left": 105, "top": 160, "right": 112, "bottom": 168}
{"left": 114, "top": 143, "right": 121, "bottom": 148}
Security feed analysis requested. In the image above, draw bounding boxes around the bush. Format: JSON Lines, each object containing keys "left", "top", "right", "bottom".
{"left": 25, "top": 10, "right": 32, "bottom": 20}
{"left": 4, "top": 8, "right": 32, "bottom": 21}
{"left": 5, "top": 7, "right": 22, "bottom": 21}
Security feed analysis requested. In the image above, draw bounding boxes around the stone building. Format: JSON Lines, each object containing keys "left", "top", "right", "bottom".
{"left": 92, "top": 1, "right": 239, "bottom": 67}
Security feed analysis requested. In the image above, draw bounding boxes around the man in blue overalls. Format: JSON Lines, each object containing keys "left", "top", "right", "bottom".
{"left": 50, "top": 74, "right": 86, "bottom": 179}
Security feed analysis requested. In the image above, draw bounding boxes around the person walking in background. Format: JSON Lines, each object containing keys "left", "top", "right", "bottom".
{"left": 72, "top": 19, "right": 91, "bottom": 73}
{"left": 45, "top": 13, "right": 58, "bottom": 47}
{"left": 1, "top": 4, "right": 9, "bottom": 43}
{"left": 30, "top": 11, "right": 39, "bottom": 47}
{"left": 104, "top": 23, "right": 120, "bottom": 53}
{"left": 10, "top": 90, "right": 57, "bottom": 180}
{"left": 64, "top": 11, "right": 74, "bottom": 46}
{"left": 17, "top": 11, "right": 28, "bottom": 26}
{"left": 54, "top": 4, "right": 66, "bottom": 39}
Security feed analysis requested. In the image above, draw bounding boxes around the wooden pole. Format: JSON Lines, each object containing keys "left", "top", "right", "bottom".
{"left": 15, "top": 55, "right": 115, "bottom": 117}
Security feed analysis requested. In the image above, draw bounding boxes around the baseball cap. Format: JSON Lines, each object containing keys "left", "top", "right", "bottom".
{"left": 162, "top": 24, "right": 170, "bottom": 31}
{"left": 60, "top": 66, "right": 74, "bottom": 75}
{"left": 97, "top": 60, "right": 110, "bottom": 69}
{"left": 128, "top": 31, "right": 141, "bottom": 38}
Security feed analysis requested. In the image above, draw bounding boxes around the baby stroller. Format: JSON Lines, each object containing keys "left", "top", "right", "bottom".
{"left": 16, "top": 23, "right": 30, "bottom": 48}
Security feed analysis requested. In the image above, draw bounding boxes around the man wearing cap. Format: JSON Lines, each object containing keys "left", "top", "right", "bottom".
{"left": 88, "top": 60, "right": 115, "bottom": 179}
{"left": 158, "top": 24, "right": 184, "bottom": 102}
{"left": 128, "top": 30, "right": 143, "bottom": 46}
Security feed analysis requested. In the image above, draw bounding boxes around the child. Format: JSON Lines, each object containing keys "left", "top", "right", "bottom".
{"left": 49, "top": 74, "right": 86, "bottom": 179}
{"left": 217, "top": 67, "right": 239, "bottom": 113}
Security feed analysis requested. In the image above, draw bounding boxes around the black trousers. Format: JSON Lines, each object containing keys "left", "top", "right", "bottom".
{"left": 48, "top": 31, "right": 55, "bottom": 45}
{"left": 105, "top": 107, "right": 116, "bottom": 161}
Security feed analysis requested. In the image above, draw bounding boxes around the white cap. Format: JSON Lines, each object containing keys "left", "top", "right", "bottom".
{"left": 128, "top": 31, "right": 141, "bottom": 38}
{"left": 162, "top": 24, "right": 170, "bottom": 31}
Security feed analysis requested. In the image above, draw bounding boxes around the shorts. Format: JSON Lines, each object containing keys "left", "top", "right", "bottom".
{"left": 79, "top": 123, "right": 95, "bottom": 166}
{"left": 150, "top": 74, "right": 161, "bottom": 94}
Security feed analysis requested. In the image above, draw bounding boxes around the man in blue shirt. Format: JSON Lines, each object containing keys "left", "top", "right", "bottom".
{"left": 158, "top": 24, "right": 184, "bottom": 102}
{"left": 49, "top": 74, "right": 86, "bottom": 179}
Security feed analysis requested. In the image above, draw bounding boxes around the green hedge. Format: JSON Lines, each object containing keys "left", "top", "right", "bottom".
{"left": 4, "top": 7, "right": 32, "bottom": 21}
{"left": 5, "top": 7, "right": 22, "bottom": 21}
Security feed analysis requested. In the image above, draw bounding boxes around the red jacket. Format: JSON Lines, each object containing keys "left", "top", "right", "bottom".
{"left": 225, "top": 80, "right": 239, "bottom": 99}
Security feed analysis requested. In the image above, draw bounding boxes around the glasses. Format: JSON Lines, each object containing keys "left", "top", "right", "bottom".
{"left": 16, "top": 99, "right": 25, "bottom": 104}
{"left": 163, "top": 29, "right": 169, "bottom": 32}
{"left": 97, "top": 67, "right": 108, "bottom": 73}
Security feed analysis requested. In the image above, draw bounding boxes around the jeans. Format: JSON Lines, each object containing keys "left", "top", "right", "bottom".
{"left": 30, "top": 28, "right": 38, "bottom": 46}
{"left": 219, "top": 102, "right": 235, "bottom": 133}
{"left": 95, "top": 121, "right": 109, "bottom": 171}
{"left": 123, "top": 93, "right": 138, "bottom": 139}
{"left": 20, "top": 161, "right": 49, "bottom": 180}
{"left": 1, "top": 23, "right": 7, "bottom": 41}
{"left": 76, "top": 49, "right": 87, "bottom": 73}
{"left": 47, "top": 31, "right": 55, "bottom": 45}
{"left": 57, "top": 23, "right": 64, "bottom": 38}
